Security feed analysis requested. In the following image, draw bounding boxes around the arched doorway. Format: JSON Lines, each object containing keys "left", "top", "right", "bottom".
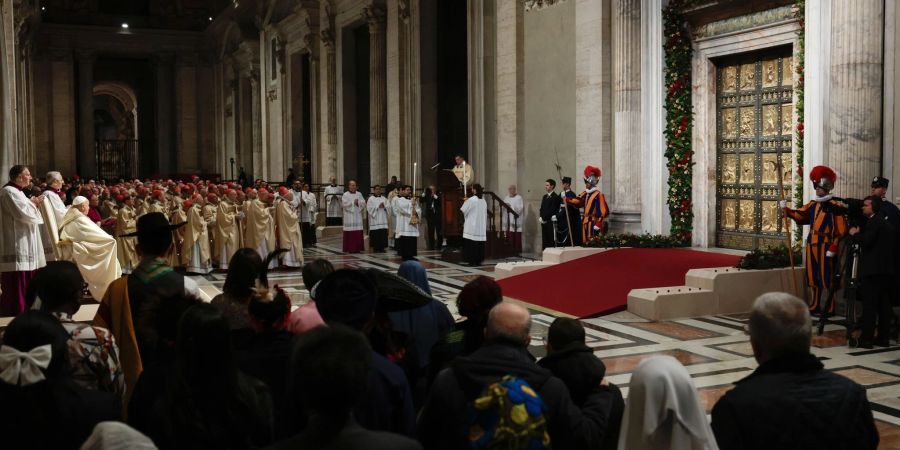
{"left": 93, "top": 82, "right": 140, "bottom": 179}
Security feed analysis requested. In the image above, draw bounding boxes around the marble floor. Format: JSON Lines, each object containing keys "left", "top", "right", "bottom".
{"left": 5, "top": 236, "right": 900, "bottom": 449}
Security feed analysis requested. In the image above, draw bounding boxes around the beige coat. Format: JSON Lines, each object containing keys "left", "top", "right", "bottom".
{"left": 181, "top": 205, "right": 211, "bottom": 268}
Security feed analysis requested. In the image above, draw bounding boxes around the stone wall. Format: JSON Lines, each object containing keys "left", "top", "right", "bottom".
{"left": 522, "top": 1, "right": 576, "bottom": 253}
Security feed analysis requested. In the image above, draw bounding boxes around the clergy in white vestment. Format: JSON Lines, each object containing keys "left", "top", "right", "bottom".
{"left": 275, "top": 187, "right": 304, "bottom": 267}
{"left": 44, "top": 171, "right": 68, "bottom": 222}
{"left": 341, "top": 181, "right": 366, "bottom": 254}
{"left": 366, "top": 184, "right": 391, "bottom": 253}
{"left": 451, "top": 154, "right": 474, "bottom": 187}
{"left": 215, "top": 189, "right": 242, "bottom": 269}
{"left": 0, "top": 165, "right": 47, "bottom": 316}
{"left": 324, "top": 176, "right": 344, "bottom": 226}
{"left": 297, "top": 183, "right": 318, "bottom": 248}
{"left": 502, "top": 184, "right": 525, "bottom": 252}
{"left": 461, "top": 184, "right": 488, "bottom": 266}
{"left": 393, "top": 185, "right": 421, "bottom": 261}
{"left": 59, "top": 196, "right": 122, "bottom": 300}
{"left": 181, "top": 200, "right": 213, "bottom": 274}
{"left": 387, "top": 189, "right": 398, "bottom": 248}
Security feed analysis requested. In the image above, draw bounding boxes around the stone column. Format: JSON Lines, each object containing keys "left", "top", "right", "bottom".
{"left": 248, "top": 69, "right": 263, "bottom": 180}
{"left": 76, "top": 50, "right": 96, "bottom": 178}
{"left": 575, "top": 0, "right": 612, "bottom": 199}
{"left": 611, "top": 0, "right": 641, "bottom": 233}
{"left": 155, "top": 53, "right": 175, "bottom": 175}
{"left": 640, "top": 0, "right": 668, "bottom": 234}
{"left": 829, "top": 1, "right": 884, "bottom": 198}
{"left": 321, "top": 18, "right": 338, "bottom": 181}
{"left": 366, "top": 4, "right": 388, "bottom": 187}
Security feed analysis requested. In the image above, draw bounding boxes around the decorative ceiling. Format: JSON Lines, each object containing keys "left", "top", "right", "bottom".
{"left": 41, "top": 0, "right": 233, "bottom": 32}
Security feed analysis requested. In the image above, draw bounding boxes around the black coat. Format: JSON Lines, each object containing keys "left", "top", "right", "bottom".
{"left": 858, "top": 214, "right": 896, "bottom": 278}
{"left": 418, "top": 343, "right": 614, "bottom": 450}
{"left": 422, "top": 191, "right": 442, "bottom": 221}
{"left": 538, "top": 344, "right": 624, "bottom": 450}
{"left": 540, "top": 192, "right": 562, "bottom": 222}
{"left": 711, "top": 352, "right": 878, "bottom": 450}
{"left": 267, "top": 417, "right": 422, "bottom": 450}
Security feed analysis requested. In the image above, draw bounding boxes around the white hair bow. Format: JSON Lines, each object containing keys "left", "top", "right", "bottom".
{"left": 0, "top": 344, "right": 52, "bottom": 386}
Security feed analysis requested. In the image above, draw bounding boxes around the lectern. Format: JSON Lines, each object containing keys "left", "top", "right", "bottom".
{"left": 437, "top": 169, "right": 464, "bottom": 247}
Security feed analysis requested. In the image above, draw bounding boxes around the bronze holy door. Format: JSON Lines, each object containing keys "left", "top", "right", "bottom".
{"left": 715, "top": 48, "right": 794, "bottom": 250}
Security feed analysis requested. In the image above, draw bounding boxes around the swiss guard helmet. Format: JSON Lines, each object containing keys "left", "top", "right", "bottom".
{"left": 809, "top": 166, "right": 837, "bottom": 192}
{"left": 583, "top": 166, "right": 601, "bottom": 188}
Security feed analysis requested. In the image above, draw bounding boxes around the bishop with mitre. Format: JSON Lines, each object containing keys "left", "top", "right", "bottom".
{"left": 215, "top": 189, "right": 242, "bottom": 269}
{"left": 59, "top": 196, "right": 122, "bottom": 300}
{"left": 115, "top": 194, "right": 139, "bottom": 274}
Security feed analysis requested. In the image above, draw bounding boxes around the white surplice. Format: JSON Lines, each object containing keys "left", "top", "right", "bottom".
{"left": 342, "top": 191, "right": 366, "bottom": 231}
{"left": 0, "top": 186, "right": 47, "bottom": 272}
{"left": 393, "top": 196, "right": 420, "bottom": 238}
{"left": 59, "top": 207, "right": 122, "bottom": 300}
{"left": 502, "top": 194, "right": 524, "bottom": 232}
{"left": 46, "top": 191, "right": 67, "bottom": 222}
{"left": 366, "top": 195, "right": 391, "bottom": 230}
{"left": 461, "top": 196, "right": 487, "bottom": 242}
{"left": 297, "top": 190, "right": 317, "bottom": 223}
{"left": 324, "top": 184, "right": 344, "bottom": 219}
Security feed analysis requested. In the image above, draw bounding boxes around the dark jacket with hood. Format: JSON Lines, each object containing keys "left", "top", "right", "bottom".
{"left": 418, "top": 342, "right": 612, "bottom": 450}
{"left": 538, "top": 342, "right": 624, "bottom": 450}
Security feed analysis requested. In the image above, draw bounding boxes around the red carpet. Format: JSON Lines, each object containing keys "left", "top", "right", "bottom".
{"left": 497, "top": 248, "right": 741, "bottom": 318}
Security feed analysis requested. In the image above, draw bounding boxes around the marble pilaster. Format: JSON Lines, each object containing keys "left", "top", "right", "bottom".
{"left": 804, "top": 0, "right": 831, "bottom": 200}
{"left": 575, "top": 0, "right": 612, "bottom": 200}
{"left": 76, "top": 50, "right": 96, "bottom": 178}
{"left": 386, "top": 0, "right": 403, "bottom": 182}
{"left": 495, "top": 0, "right": 522, "bottom": 191}
{"left": 321, "top": 9, "right": 338, "bottom": 181}
{"left": 639, "top": 0, "right": 667, "bottom": 235}
{"left": 249, "top": 69, "right": 263, "bottom": 180}
{"left": 611, "top": 0, "right": 641, "bottom": 233}
{"left": 828, "top": 1, "right": 884, "bottom": 199}
{"left": 366, "top": 4, "right": 388, "bottom": 188}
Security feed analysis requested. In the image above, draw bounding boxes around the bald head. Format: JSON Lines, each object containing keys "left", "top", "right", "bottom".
{"left": 748, "top": 292, "right": 811, "bottom": 363}
{"left": 485, "top": 302, "right": 531, "bottom": 347}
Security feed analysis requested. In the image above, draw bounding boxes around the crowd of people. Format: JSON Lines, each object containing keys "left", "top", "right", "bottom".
{"left": 0, "top": 190, "right": 884, "bottom": 449}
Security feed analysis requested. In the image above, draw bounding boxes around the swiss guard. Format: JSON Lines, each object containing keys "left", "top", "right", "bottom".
{"left": 782, "top": 165, "right": 848, "bottom": 313}
{"left": 563, "top": 165, "right": 610, "bottom": 243}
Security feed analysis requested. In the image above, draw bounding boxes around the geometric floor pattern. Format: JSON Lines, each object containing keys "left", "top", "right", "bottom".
{"left": 4, "top": 235, "right": 900, "bottom": 448}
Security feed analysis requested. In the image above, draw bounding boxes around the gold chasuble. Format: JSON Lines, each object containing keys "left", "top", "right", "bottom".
{"left": 243, "top": 199, "right": 273, "bottom": 251}
{"left": 115, "top": 205, "right": 139, "bottom": 273}
{"left": 59, "top": 207, "right": 122, "bottom": 300}
{"left": 168, "top": 208, "right": 187, "bottom": 268}
{"left": 215, "top": 201, "right": 241, "bottom": 268}
{"left": 275, "top": 198, "right": 304, "bottom": 267}
{"left": 181, "top": 205, "right": 212, "bottom": 273}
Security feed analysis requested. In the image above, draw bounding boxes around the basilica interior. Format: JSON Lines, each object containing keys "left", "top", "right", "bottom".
{"left": 2, "top": 0, "right": 900, "bottom": 447}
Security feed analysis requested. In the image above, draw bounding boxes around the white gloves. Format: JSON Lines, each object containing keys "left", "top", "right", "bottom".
{"left": 778, "top": 200, "right": 788, "bottom": 209}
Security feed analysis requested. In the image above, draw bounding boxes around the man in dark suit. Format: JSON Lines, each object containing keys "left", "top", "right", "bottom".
{"left": 539, "top": 179, "right": 561, "bottom": 249}
{"left": 422, "top": 185, "right": 442, "bottom": 250}
{"left": 849, "top": 195, "right": 897, "bottom": 347}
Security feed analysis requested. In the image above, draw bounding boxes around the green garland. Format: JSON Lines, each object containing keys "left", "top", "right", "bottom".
{"left": 792, "top": 0, "right": 805, "bottom": 246}
{"left": 663, "top": 1, "right": 695, "bottom": 244}
{"left": 736, "top": 245, "right": 802, "bottom": 270}
{"left": 584, "top": 233, "right": 689, "bottom": 249}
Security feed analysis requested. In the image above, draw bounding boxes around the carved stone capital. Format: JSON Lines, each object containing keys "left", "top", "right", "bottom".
{"left": 524, "top": 0, "right": 567, "bottom": 12}
{"left": 363, "top": 4, "right": 386, "bottom": 33}
{"left": 320, "top": 27, "right": 335, "bottom": 49}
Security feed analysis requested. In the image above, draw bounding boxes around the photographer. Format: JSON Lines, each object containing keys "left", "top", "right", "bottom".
{"left": 849, "top": 196, "right": 896, "bottom": 348}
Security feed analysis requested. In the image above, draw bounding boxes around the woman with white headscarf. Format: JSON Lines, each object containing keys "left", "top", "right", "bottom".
{"left": 618, "top": 355, "right": 719, "bottom": 450}
{"left": 59, "top": 196, "right": 122, "bottom": 300}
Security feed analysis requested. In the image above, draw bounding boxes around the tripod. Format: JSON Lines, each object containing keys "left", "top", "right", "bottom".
{"left": 816, "top": 238, "right": 862, "bottom": 343}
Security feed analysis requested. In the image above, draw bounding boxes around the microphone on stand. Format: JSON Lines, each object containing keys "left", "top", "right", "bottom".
{"left": 429, "top": 163, "right": 441, "bottom": 172}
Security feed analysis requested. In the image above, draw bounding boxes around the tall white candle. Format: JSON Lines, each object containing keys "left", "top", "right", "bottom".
{"left": 412, "top": 162, "right": 417, "bottom": 195}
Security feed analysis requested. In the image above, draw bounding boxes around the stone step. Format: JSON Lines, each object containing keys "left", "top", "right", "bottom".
{"left": 494, "top": 261, "right": 557, "bottom": 280}
{"left": 627, "top": 286, "right": 718, "bottom": 321}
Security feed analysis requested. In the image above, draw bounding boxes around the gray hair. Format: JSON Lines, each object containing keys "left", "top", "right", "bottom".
{"left": 748, "top": 292, "right": 811, "bottom": 358}
{"left": 45, "top": 171, "right": 62, "bottom": 184}
{"left": 485, "top": 303, "right": 532, "bottom": 347}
